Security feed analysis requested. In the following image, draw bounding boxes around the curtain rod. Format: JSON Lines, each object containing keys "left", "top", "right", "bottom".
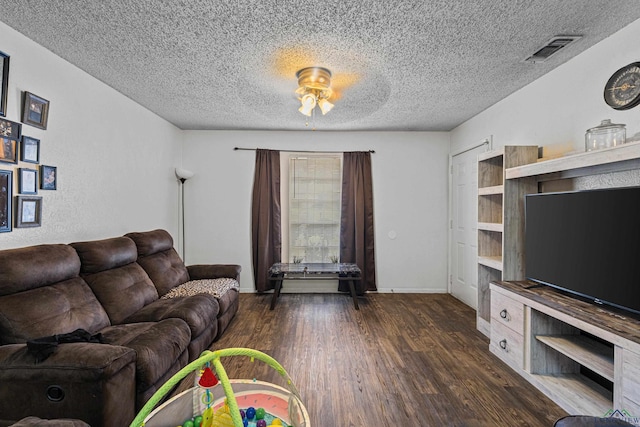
{"left": 234, "top": 147, "right": 375, "bottom": 154}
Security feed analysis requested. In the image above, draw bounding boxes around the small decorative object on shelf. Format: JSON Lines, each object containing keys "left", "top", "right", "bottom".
{"left": 585, "top": 119, "right": 626, "bottom": 152}
{"left": 292, "top": 256, "right": 303, "bottom": 264}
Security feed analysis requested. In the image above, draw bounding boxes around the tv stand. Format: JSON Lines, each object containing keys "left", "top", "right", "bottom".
{"left": 490, "top": 280, "right": 640, "bottom": 416}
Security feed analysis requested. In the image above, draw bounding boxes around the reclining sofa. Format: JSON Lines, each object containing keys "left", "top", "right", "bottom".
{"left": 0, "top": 229, "right": 240, "bottom": 426}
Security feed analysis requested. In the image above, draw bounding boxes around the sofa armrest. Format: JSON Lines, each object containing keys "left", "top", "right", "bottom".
{"left": 187, "top": 264, "right": 241, "bottom": 282}
{"left": 0, "top": 343, "right": 137, "bottom": 426}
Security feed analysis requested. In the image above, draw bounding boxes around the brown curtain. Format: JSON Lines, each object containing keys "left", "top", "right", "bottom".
{"left": 339, "top": 151, "right": 376, "bottom": 294}
{"left": 251, "top": 149, "right": 281, "bottom": 292}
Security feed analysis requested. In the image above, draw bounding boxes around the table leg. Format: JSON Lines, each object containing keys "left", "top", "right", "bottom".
{"left": 270, "top": 277, "right": 283, "bottom": 310}
{"left": 348, "top": 278, "right": 359, "bottom": 310}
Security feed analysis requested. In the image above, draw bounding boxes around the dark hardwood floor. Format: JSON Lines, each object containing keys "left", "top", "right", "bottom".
{"left": 172, "top": 293, "right": 567, "bottom": 426}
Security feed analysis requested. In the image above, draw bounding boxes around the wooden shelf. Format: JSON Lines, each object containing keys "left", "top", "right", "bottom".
{"left": 478, "top": 256, "right": 503, "bottom": 270}
{"left": 506, "top": 140, "right": 640, "bottom": 180}
{"left": 478, "top": 149, "right": 504, "bottom": 162}
{"left": 532, "top": 373, "right": 612, "bottom": 415}
{"left": 478, "top": 222, "right": 503, "bottom": 232}
{"left": 478, "top": 185, "right": 504, "bottom": 195}
{"left": 536, "top": 335, "right": 614, "bottom": 381}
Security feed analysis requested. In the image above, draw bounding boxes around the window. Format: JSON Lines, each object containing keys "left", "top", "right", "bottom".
{"left": 284, "top": 154, "right": 342, "bottom": 263}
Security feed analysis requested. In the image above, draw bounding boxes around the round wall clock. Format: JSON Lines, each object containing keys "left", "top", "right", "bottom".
{"left": 604, "top": 62, "right": 640, "bottom": 110}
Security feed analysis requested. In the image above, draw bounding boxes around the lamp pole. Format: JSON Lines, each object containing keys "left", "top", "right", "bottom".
{"left": 179, "top": 177, "right": 187, "bottom": 261}
{"left": 175, "top": 168, "right": 194, "bottom": 261}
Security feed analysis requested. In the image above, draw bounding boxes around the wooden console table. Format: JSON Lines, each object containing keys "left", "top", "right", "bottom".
{"left": 268, "top": 263, "right": 361, "bottom": 310}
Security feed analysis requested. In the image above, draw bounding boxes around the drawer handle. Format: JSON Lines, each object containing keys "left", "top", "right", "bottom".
{"left": 500, "top": 309, "right": 508, "bottom": 320}
{"left": 499, "top": 339, "right": 507, "bottom": 350}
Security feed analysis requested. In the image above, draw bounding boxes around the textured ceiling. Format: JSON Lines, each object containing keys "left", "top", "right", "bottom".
{"left": 1, "top": 1, "right": 639, "bottom": 131}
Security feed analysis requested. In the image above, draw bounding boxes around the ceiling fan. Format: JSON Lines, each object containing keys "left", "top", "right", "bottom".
{"left": 269, "top": 47, "right": 361, "bottom": 117}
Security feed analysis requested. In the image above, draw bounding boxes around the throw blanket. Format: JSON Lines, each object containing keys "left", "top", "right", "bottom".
{"left": 161, "top": 278, "right": 239, "bottom": 299}
{"left": 27, "top": 329, "right": 103, "bottom": 363}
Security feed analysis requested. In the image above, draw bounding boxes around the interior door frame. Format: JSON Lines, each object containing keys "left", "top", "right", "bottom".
{"left": 447, "top": 137, "right": 492, "bottom": 300}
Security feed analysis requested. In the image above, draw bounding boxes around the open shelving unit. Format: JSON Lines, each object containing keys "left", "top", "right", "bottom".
{"left": 476, "top": 145, "right": 538, "bottom": 336}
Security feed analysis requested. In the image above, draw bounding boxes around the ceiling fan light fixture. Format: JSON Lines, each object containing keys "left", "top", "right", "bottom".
{"left": 318, "top": 98, "right": 334, "bottom": 115}
{"left": 299, "top": 93, "right": 317, "bottom": 116}
{"left": 296, "top": 66, "right": 333, "bottom": 117}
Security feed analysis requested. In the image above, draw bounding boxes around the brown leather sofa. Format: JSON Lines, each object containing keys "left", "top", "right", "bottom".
{"left": 0, "top": 230, "right": 240, "bottom": 427}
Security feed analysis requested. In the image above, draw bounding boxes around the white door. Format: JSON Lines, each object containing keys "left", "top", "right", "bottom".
{"left": 449, "top": 145, "right": 486, "bottom": 308}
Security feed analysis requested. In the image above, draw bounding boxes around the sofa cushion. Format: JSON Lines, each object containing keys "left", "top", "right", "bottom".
{"left": 0, "top": 278, "right": 111, "bottom": 344}
{"left": 126, "top": 230, "right": 190, "bottom": 296}
{"left": 126, "top": 229, "right": 174, "bottom": 256}
{"left": 71, "top": 237, "right": 159, "bottom": 325}
{"left": 71, "top": 236, "right": 138, "bottom": 274}
{"left": 123, "top": 294, "right": 219, "bottom": 339}
{"left": 81, "top": 263, "right": 159, "bottom": 325}
{"left": 123, "top": 294, "right": 220, "bottom": 361}
{"left": 99, "top": 319, "right": 190, "bottom": 391}
{"left": 0, "top": 245, "right": 80, "bottom": 296}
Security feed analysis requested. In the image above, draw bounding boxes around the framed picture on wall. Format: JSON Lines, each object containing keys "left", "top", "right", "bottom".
{"left": 0, "top": 137, "right": 17, "bottom": 164}
{"left": 40, "top": 165, "right": 56, "bottom": 190}
{"left": 22, "top": 91, "right": 49, "bottom": 130}
{"left": 15, "top": 195, "right": 42, "bottom": 228}
{"left": 0, "top": 118, "right": 21, "bottom": 141}
{"left": 0, "top": 51, "right": 9, "bottom": 117}
{"left": 0, "top": 169, "right": 11, "bottom": 232}
{"left": 18, "top": 168, "right": 37, "bottom": 194}
{"left": 20, "top": 135, "right": 40, "bottom": 163}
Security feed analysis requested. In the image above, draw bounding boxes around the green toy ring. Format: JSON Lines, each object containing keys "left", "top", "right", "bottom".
{"left": 129, "top": 347, "right": 301, "bottom": 427}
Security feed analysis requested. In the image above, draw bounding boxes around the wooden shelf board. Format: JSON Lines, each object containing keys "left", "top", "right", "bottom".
{"left": 536, "top": 335, "right": 614, "bottom": 381}
{"left": 478, "top": 256, "right": 503, "bottom": 271}
{"left": 506, "top": 140, "right": 640, "bottom": 180}
{"left": 478, "top": 185, "right": 504, "bottom": 196}
{"left": 478, "top": 148, "right": 504, "bottom": 162}
{"left": 478, "top": 222, "right": 503, "bottom": 232}
{"left": 530, "top": 373, "right": 612, "bottom": 415}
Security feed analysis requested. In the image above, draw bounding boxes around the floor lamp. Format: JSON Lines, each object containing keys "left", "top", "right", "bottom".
{"left": 175, "top": 168, "right": 194, "bottom": 261}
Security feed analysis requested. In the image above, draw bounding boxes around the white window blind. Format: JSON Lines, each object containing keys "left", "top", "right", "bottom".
{"left": 288, "top": 155, "right": 342, "bottom": 263}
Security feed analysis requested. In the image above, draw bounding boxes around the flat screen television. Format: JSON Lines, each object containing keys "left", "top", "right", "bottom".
{"left": 525, "top": 186, "right": 640, "bottom": 316}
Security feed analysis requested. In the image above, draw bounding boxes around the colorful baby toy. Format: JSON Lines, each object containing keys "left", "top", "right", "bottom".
{"left": 129, "top": 348, "right": 309, "bottom": 427}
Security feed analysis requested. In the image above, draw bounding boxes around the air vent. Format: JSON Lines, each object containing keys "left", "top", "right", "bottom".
{"left": 523, "top": 35, "right": 582, "bottom": 63}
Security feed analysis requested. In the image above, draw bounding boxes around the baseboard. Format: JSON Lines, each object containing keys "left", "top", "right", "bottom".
{"left": 376, "top": 287, "right": 448, "bottom": 293}
{"left": 239, "top": 285, "right": 449, "bottom": 293}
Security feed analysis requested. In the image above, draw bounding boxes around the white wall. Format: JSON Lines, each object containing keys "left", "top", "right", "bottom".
{"left": 0, "top": 22, "right": 182, "bottom": 249}
{"left": 182, "top": 131, "right": 451, "bottom": 293}
{"left": 451, "top": 18, "right": 640, "bottom": 157}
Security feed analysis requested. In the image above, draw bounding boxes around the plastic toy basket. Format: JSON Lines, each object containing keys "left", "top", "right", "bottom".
{"left": 130, "top": 348, "right": 310, "bottom": 427}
